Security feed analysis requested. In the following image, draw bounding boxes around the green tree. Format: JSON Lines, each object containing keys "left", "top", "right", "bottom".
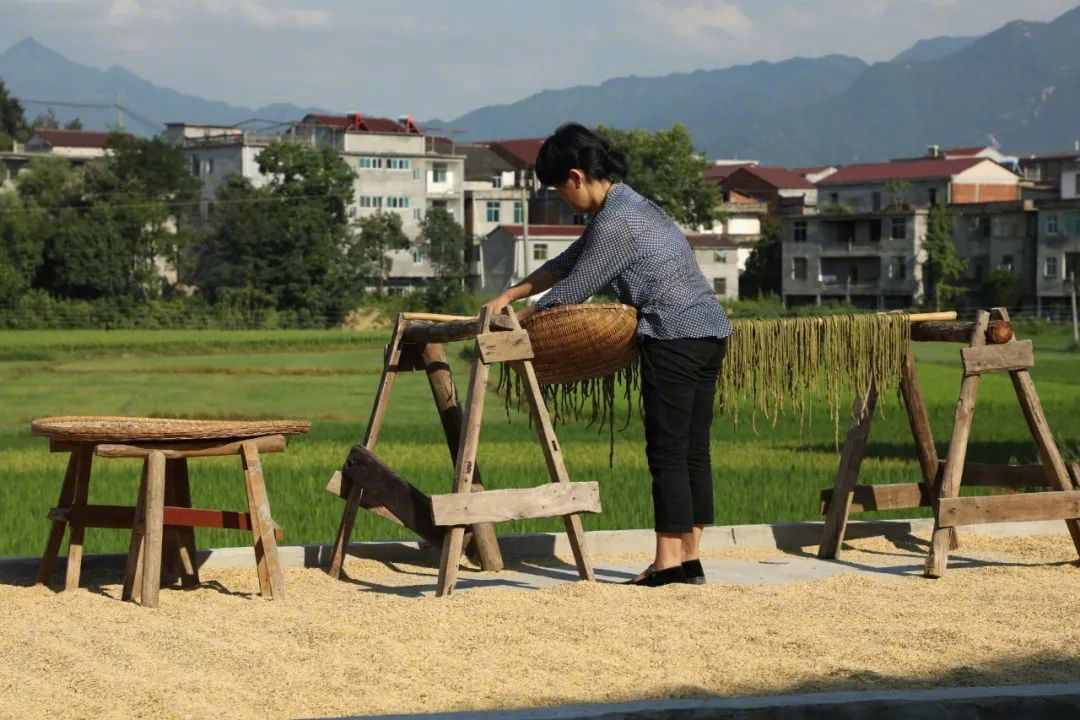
{"left": 981, "top": 267, "right": 1020, "bottom": 308}
{"left": 418, "top": 207, "right": 468, "bottom": 311}
{"left": 923, "top": 204, "right": 967, "bottom": 310}
{"left": 885, "top": 180, "right": 912, "bottom": 211}
{"left": 199, "top": 141, "right": 358, "bottom": 321}
{"left": 31, "top": 109, "right": 59, "bottom": 130}
{"left": 0, "top": 78, "right": 28, "bottom": 150}
{"left": 740, "top": 216, "right": 783, "bottom": 298}
{"left": 0, "top": 192, "right": 45, "bottom": 304}
{"left": 64, "top": 117, "right": 83, "bottom": 131}
{"left": 349, "top": 210, "right": 411, "bottom": 296}
{"left": 595, "top": 124, "right": 720, "bottom": 228}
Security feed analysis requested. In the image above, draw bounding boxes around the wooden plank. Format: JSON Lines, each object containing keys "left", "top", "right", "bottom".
{"left": 122, "top": 461, "right": 149, "bottom": 603}
{"left": 140, "top": 450, "right": 166, "bottom": 608}
{"left": 242, "top": 442, "right": 285, "bottom": 600}
{"left": 962, "top": 340, "right": 1034, "bottom": 375}
{"left": 910, "top": 320, "right": 1012, "bottom": 344}
{"left": 820, "top": 483, "right": 931, "bottom": 514}
{"left": 476, "top": 330, "right": 534, "bottom": 364}
{"left": 45, "top": 505, "right": 282, "bottom": 541}
{"left": 1011, "top": 368, "right": 1080, "bottom": 554}
{"left": 939, "top": 491, "right": 1080, "bottom": 527}
{"left": 92, "top": 434, "right": 285, "bottom": 459}
{"left": 401, "top": 314, "right": 515, "bottom": 344}
{"left": 513, "top": 349, "right": 595, "bottom": 581}
{"left": 818, "top": 382, "right": 878, "bottom": 559}
{"left": 926, "top": 311, "right": 989, "bottom": 578}
{"left": 167, "top": 458, "right": 199, "bottom": 588}
{"left": 900, "top": 349, "right": 957, "bottom": 551}
{"left": 36, "top": 450, "right": 79, "bottom": 586}
{"left": 63, "top": 446, "right": 93, "bottom": 592}
{"left": 437, "top": 315, "right": 491, "bottom": 598}
{"left": 432, "top": 482, "right": 601, "bottom": 526}
{"left": 421, "top": 342, "right": 503, "bottom": 572}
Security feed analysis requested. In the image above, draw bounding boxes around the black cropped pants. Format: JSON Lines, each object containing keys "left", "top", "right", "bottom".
{"left": 640, "top": 336, "right": 727, "bottom": 534}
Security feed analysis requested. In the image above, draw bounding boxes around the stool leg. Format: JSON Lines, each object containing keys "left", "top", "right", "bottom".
{"left": 241, "top": 442, "right": 285, "bottom": 601}
{"left": 140, "top": 451, "right": 167, "bottom": 608}
{"left": 64, "top": 447, "right": 93, "bottom": 592}
{"left": 37, "top": 451, "right": 80, "bottom": 586}
{"left": 123, "top": 460, "right": 150, "bottom": 603}
{"left": 169, "top": 458, "right": 200, "bottom": 588}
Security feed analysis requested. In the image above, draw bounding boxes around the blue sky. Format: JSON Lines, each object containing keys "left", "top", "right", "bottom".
{"left": 2, "top": 0, "right": 1078, "bottom": 119}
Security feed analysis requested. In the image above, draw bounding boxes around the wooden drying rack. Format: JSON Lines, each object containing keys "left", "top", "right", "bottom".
{"left": 325, "top": 307, "right": 598, "bottom": 597}
{"left": 819, "top": 307, "right": 1080, "bottom": 575}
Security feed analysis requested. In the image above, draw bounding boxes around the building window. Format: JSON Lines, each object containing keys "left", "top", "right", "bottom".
{"left": 830, "top": 192, "right": 839, "bottom": 205}
{"left": 1067, "top": 252, "right": 1080, "bottom": 280}
{"left": 412, "top": 248, "right": 426, "bottom": 264}
{"left": 1001, "top": 254, "right": 1014, "bottom": 272}
{"left": 513, "top": 201, "right": 524, "bottom": 224}
{"left": 1047, "top": 213, "right": 1060, "bottom": 235}
{"left": 928, "top": 188, "right": 937, "bottom": 206}
{"left": 888, "top": 256, "right": 906, "bottom": 280}
{"left": 1045, "top": 256, "right": 1059, "bottom": 278}
{"left": 891, "top": 217, "right": 907, "bottom": 240}
{"left": 387, "top": 196, "right": 410, "bottom": 209}
{"left": 358, "top": 195, "right": 383, "bottom": 209}
{"left": 413, "top": 208, "right": 422, "bottom": 221}
{"left": 387, "top": 158, "right": 411, "bottom": 170}
{"left": 359, "top": 156, "right": 385, "bottom": 169}
{"left": 792, "top": 257, "right": 808, "bottom": 281}
{"left": 492, "top": 174, "right": 502, "bottom": 188}
{"left": 872, "top": 191, "right": 882, "bottom": 212}
{"left": 1065, "top": 211, "right": 1080, "bottom": 235}
{"left": 870, "top": 220, "right": 882, "bottom": 243}
{"left": 532, "top": 243, "right": 548, "bottom": 261}
{"left": 713, "top": 277, "right": 727, "bottom": 295}
{"left": 486, "top": 201, "right": 500, "bottom": 223}
{"left": 191, "top": 154, "right": 200, "bottom": 176}
{"left": 713, "top": 250, "right": 728, "bottom": 264}
{"left": 793, "top": 220, "right": 807, "bottom": 243}
{"left": 432, "top": 162, "right": 448, "bottom": 182}
{"left": 981, "top": 216, "right": 992, "bottom": 238}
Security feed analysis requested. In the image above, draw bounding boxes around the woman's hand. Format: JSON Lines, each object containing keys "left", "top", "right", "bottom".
{"left": 482, "top": 293, "right": 513, "bottom": 318}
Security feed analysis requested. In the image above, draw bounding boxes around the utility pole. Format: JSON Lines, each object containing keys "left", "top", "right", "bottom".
{"left": 1071, "top": 271, "right": 1078, "bottom": 345}
{"left": 521, "top": 177, "right": 530, "bottom": 282}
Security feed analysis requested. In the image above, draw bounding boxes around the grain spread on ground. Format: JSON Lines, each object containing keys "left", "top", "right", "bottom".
{"left": 1, "top": 532, "right": 1077, "bottom": 719}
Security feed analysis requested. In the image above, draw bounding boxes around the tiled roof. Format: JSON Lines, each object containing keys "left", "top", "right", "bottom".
{"left": 493, "top": 224, "right": 585, "bottom": 238}
{"left": 300, "top": 113, "right": 421, "bottom": 134}
{"left": 486, "top": 138, "right": 545, "bottom": 168}
{"left": 704, "top": 163, "right": 755, "bottom": 183}
{"left": 944, "top": 146, "right": 991, "bottom": 157}
{"left": 819, "top": 158, "right": 986, "bottom": 185}
{"left": 725, "top": 165, "right": 815, "bottom": 190}
{"left": 791, "top": 165, "right": 835, "bottom": 175}
{"left": 31, "top": 129, "right": 112, "bottom": 149}
{"left": 461, "top": 144, "right": 516, "bottom": 181}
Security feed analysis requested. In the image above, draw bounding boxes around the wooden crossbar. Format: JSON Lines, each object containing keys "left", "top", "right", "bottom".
{"left": 431, "top": 482, "right": 601, "bottom": 526}
{"left": 939, "top": 491, "right": 1080, "bottom": 527}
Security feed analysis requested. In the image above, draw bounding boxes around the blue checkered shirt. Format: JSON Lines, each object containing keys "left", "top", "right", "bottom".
{"left": 534, "top": 183, "right": 734, "bottom": 340}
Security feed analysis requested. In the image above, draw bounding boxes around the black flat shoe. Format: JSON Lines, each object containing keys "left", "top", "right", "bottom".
{"left": 627, "top": 564, "right": 689, "bottom": 587}
{"left": 682, "top": 559, "right": 706, "bottom": 585}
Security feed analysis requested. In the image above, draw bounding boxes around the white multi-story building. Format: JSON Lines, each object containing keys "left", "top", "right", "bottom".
{"left": 168, "top": 113, "right": 466, "bottom": 292}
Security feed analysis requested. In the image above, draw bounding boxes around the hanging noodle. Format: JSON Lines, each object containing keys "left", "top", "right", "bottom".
{"left": 497, "top": 312, "right": 912, "bottom": 463}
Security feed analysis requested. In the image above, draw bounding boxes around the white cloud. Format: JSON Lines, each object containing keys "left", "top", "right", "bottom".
{"left": 636, "top": 0, "right": 755, "bottom": 47}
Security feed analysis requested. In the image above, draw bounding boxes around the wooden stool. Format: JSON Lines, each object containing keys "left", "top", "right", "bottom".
{"left": 31, "top": 417, "right": 310, "bottom": 608}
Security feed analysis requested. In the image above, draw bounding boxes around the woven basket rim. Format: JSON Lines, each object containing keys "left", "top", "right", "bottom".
{"left": 31, "top": 416, "right": 311, "bottom": 442}
{"left": 527, "top": 302, "right": 637, "bottom": 320}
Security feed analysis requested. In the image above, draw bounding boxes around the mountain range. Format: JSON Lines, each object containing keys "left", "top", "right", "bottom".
{"left": 3, "top": 5, "right": 1080, "bottom": 165}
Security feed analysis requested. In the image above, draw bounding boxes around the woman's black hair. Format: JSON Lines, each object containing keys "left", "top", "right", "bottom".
{"left": 534, "top": 123, "right": 628, "bottom": 187}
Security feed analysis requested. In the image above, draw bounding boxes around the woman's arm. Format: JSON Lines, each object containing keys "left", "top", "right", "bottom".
{"left": 482, "top": 266, "right": 560, "bottom": 319}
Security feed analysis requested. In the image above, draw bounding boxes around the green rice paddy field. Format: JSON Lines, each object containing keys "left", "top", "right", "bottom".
{"left": 1, "top": 325, "right": 1077, "bottom": 557}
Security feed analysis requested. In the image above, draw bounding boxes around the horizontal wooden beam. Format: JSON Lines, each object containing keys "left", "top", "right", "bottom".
{"left": 401, "top": 314, "right": 516, "bottom": 344}
{"left": 938, "top": 490, "right": 1080, "bottom": 527}
{"left": 326, "top": 446, "right": 444, "bottom": 547}
{"left": 47, "top": 504, "right": 283, "bottom": 540}
{"left": 431, "top": 481, "right": 601, "bottom": 527}
{"left": 961, "top": 341, "right": 1034, "bottom": 376}
{"left": 477, "top": 330, "right": 534, "bottom": 364}
{"left": 820, "top": 483, "right": 932, "bottom": 514}
{"left": 910, "top": 320, "right": 1013, "bottom": 344}
{"left": 937, "top": 462, "right": 1053, "bottom": 488}
{"left": 50, "top": 434, "right": 288, "bottom": 458}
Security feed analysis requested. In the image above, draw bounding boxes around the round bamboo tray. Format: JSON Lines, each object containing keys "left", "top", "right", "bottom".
{"left": 522, "top": 303, "right": 639, "bottom": 385}
{"left": 30, "top": 416, "right": 311, "bottom": 443}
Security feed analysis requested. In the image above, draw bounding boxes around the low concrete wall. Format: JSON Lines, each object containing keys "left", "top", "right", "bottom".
{"left": 1, "top": 518, "right": 1069, "bottom": 575}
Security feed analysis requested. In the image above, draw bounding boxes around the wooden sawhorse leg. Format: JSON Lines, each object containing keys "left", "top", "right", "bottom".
{"left": 36, "top": 448, "right": 82, "bottom": 586}
{"left": 818, "top": 382, "right": 878, "bottom": 559}
{"left": 242, "top": 441, "right": 285, "bottom": 600}
{"left": 162, "top": 458, "right": 200, "bottom": 589}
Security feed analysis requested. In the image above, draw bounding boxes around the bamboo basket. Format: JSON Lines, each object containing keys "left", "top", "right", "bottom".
{"left": 522, "top": 303, "right": 639, "bottom": 385}
{"left": 31, "top": 416, "right": 311, "bottom": 443}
